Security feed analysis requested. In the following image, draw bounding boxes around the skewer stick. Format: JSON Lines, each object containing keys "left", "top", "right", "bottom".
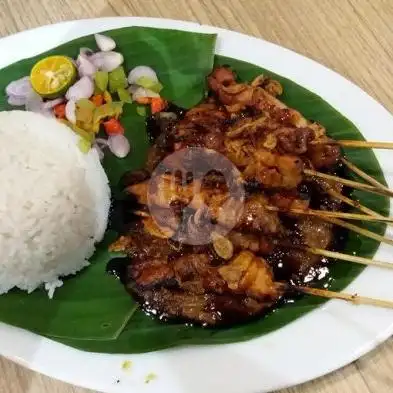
{"left": 134, "top": 206, "right": 393, "bottom": 246}
{"left": 325, "top": 187, "right": 384, "bottom": 218}
{"left": 264, "top": 205, "right": 393, "bottom": 223}
{"left": 340, "top": 157, "right": 392, "bottom": 193}
{"left": 303, "top": 169, "right": 393, "bottom": 198}
{"left": 321, "top": 217, "right": 393, "bottom": 247}
{"left": 310, "top": 139, "right": 393, "bottom": 150}
{"left": 303, "top": 246, "right": 393, "bottom": 269}
{"left": 132, "top": 210, "right": 150, "bottom": 218}
{"left": 276, "top": 283, "right": 393, "bottom": 310}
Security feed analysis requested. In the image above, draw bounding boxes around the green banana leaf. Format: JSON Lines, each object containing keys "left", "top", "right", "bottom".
{"left": 0, "top": 27, "right": 216, "bottom": 340}
{"left": 0, "top": 28, "right": 388, "bottom": 353}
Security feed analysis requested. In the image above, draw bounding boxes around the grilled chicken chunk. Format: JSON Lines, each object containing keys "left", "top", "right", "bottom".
{"left": 110, "top": 65, "right": 347, "bottom": 327}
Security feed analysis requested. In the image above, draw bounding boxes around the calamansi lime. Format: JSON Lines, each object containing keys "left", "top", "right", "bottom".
{"left": 30, "top": 55, "right": 77, "bottom": 98}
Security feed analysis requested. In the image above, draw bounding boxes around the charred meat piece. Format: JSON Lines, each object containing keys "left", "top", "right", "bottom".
{"left": 218, "top": 251, "right": 279, "bottom": 300}
{"left": 172, "top": 102, "right": 229, "bottom": 152}
{"left": 243, "top": 150, "right": 304, "bottom": 189}
{"left": 109, "top": 65, "right": 348, "bottom": 327}
{"left": 135, "top": 288, "right": 277, "bottom": 326}
{"left": 234, "top": 194, "right": 282, "bottom": 234}
{"left": 208, "top": 66, "right": 237, "bottom": 92}
{"left": 307, "top": 142, "right": 341, "bottom": 169}
{"left": 281, "top": 216, "right": 334, "bottom": 278}
{"left": 227, "top": 231, "right": 273, "bottom": 255}
{"left": 276, "top": 127, "right": 315, "bottom": 155}
{"left": 121, "top": 227, "right": 282, "bottom": 325}
{"left": 269, "top": 190, "right": 310, "bottom": 211}
{"left": 126, "top": 175, "right": 282, "bottom": 236}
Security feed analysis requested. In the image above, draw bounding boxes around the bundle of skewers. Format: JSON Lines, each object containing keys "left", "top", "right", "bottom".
{"left": 109, "top": 66, "right": 393, "bottom": 326}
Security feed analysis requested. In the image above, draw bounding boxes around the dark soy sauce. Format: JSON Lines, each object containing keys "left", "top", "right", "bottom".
{"left": 106, "top": 258, "right": 129, "bottom": 285}
{"left": 105, "top": 107, "right": 354, "bottom": 325}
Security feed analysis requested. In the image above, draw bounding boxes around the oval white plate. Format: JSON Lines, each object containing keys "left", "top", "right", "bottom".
{"left": 1, "top": 17, "right": 393, "bottom": 393}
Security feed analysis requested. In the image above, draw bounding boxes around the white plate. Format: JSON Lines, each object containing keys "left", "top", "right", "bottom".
{"left": 1, "top": 16, "right": 393, "bottom": 393}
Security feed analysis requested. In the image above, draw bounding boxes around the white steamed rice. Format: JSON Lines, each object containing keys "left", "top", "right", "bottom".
{"left": 0, "top": 110, "right": 111, "bottom": 297}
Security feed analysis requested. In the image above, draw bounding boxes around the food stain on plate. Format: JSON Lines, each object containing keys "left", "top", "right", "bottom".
{"left": 121, "top": 360, "right": 133, "bottom": 372}
{"left": 144, "top": 373, "right": 157, "bottom": 384}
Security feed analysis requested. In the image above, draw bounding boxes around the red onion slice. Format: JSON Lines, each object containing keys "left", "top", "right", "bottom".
{"left": 95, "top": 137, "right": 109, "bottom": 147}
{"left": 108, "top": 134, "right": 130, "bottom": 158}
{"left": 90, "top": 51, "right": 124, "bottom": 72}
{"left": 24, "top": 92, "right": 55, "bottom": 118}
{"left": 6, "top": 76, "right": 33, "bottom": 98}
{"left": 76, "top": 55, "right": 97, "bottom": 77}
{"left": 128, "top": 66, "right": 158, "bottom": 85}
{"left": 7, "top": 95, "right": 27, "bottom": 106}
{"left": 132, "top": 86, "right": 160, "bottom": 101}
{"left": 42, "top": 98, "right": 64, "bottom": 110}
{"left": 94, "top": 34, "right": 116, "bottom": 52}
{"left": 66, "top": 76, "right": 94, "bottom": 101}
{"left": 25, "top": 91, "right": 43, "bottom": 112}
{"left": 93, "top": 143, "right": 105, "bottom": 161}
{"left": 79, "top": 47, "right": 94, "bottom": 58}
{"left": 65, "top": 100, "right": 76, "bottom": 124}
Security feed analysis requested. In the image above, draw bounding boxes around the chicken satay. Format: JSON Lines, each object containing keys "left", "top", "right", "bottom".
{"left": 208, "top": 67, "right": 341, "bottom": 169}
{"left": 123, "top": 226, "right": 282, "bottom": 326}
{"left": 227, "top": 231, "right": 273, "bottom": 255}
{"left": 126, "top": 174, "right": 282, "bottom": 236}
{"left": 218, "top": 251, "right": 280, "bottom": 301}
{"left": 243, "top": 150, "right": 304, "bottom": 189}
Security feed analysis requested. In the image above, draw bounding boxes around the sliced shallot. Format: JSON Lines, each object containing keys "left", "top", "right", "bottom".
{"left": 128, "top": 66, "right": 158, "bottom": 85}
{"left": 90, "top": 51, "right": 124, "bottom": 72}
{"left": 94, "top": 33, "right": 116, "bottom": 52}
{"left": 93, "top": 142, "right": 105, "bottom": 161}
{"left": 24, "top": 92, "right": 54, "bottom": 117}
{"left": 7, "top": 95, "right": 26, "bottom": 106}
{"left": 42, "top": 98, "right": 64, "bottom": 110}
{"left": 25, "top": 91, "right": 43, "bottom": 112}
{"left": 108, "top": 134, "right": 130, "bottom": 158}
{"left": 6, "top": 76, "right": 33, "bottom": 98}
{"left": 79, "top": 47, "right": 94, "bottom": 58}
{"left": 128, "top": 84, "right": 139, "bottom": 94}
{"left": 40, "top": 109, "right": 55, "bottom": 118}
{"left": 158, "top": 112, "right": 178, "bottom": 120}
{"left": 132, "top": 86, "right": 160, "bottom": 101}
{"left": 65, "top": 100, "right": 76, "bottom": 124}
{"left": 66, "top": 76, "right": 94, "bottom": 101}
{"left": 95, "top": 137, "right": 109, "bottom": 147}
{"left": 76, "top": 55, "right": 97, "bottom": 77}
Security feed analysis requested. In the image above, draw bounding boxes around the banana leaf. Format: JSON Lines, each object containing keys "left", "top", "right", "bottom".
{"left": 0, "top": 27, "right": 216, "bottom": 340}
{"left": 0, "top": 28, "right": 388, "bottom": 353}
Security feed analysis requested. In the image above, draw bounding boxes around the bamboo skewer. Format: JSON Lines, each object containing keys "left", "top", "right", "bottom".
{"left": 277, "top": 283, "right": 393, "bottom": 310}
{"left": 132, "top": 209, "right": 150, "bottom": 218}
{"left": 321, "top": 217, "right": 393, "bottom": 247}
{"left": 340, "top": 157, "right": 393, "bottom": 193}
{"left": 310, "top": 139, "right": 393, "bottom": 150}
{"left": 264, "top": 205, "right": 393, "bottom": 223}
{"left": 299, "top": 246, "right": 393, "bottom": 270}
{"left": 303, "top": 169, "right": 393, "bottom": 198}
{"left": 134, "top": 207, "right": 393, "bottom": 246}
{"left": 135, "top": 204, "right": 393, "bottom": 225}
{"left": 325, "top": 187, "right": 384, "bottom": 218}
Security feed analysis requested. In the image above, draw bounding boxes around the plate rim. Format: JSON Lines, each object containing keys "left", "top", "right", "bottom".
{"left": 1, "top": 16, "right": 393, "bottom": 393}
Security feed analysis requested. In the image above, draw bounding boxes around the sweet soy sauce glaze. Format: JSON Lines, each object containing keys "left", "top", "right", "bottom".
{"left": 106, "top": 105, "right": 351, "bottom": 326}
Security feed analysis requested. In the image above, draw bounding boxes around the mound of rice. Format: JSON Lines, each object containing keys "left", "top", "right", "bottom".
{"left": 0, "top": 111, "right": 111, "bottom": 297}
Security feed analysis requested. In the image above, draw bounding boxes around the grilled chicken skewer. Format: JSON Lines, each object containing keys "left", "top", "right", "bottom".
{"left": 110, "top": 65, "right": 392, "bottom": 327}
{"left": 311, "top": 139, "right": 393, "bottom": 150}
{"left": 127, "top": 175, "right": 393, "bottom": 226}
{"left": 340, "top": 157, "right": 393, "bottom": 195}
{"left": 277, "top": 283, "right": 393, "bottom": 310}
